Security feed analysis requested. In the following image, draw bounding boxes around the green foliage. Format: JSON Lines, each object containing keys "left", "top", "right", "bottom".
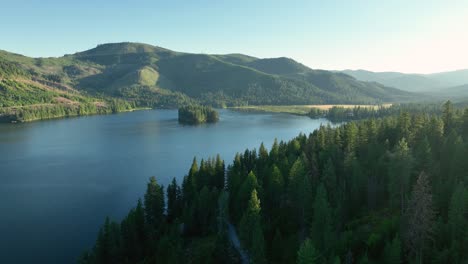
{"left": 239, "top": 189, "right": 263, "bottom": 254}
{"left": 311, "top": 183, "right": 333, "bottom": 253}
{"left": 167, "top": 178, "right": 182, "bottom": 222}
{"left": 0, "top": 79, "right": 57, "bottom": 107}
{"left": 388, "top": 138, "right": 412, "bottom": 211}
{"left": 144, "top": 176, "right": 165, "bottom": 230}
{"left": 178, "top": 104, "right": 219, "bottom": 125}
{"left": 309, "top": 103, "right": 444, "bottom": 123}
{"left": 0, "top": 58, "right": 28, "bottom": 77}
{"left": 0, "top": 77, "right": 134, "bottom": 122}
{"left": 0, "top": 99, "right": 132, "bottom": 123}
{"left": 297, "top": 238, "right": 319, "bottom": 264}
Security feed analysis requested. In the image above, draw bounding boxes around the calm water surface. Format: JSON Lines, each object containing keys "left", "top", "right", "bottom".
{"left": 0, "top": 109, "right": 330, "bottom": 263}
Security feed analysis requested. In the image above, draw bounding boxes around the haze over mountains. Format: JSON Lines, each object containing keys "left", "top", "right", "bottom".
{"left": 342, "top": 69, "right": 468, "bottom": 95}
{"left": 0, "top": 42, "right": 415, "bottom": 113}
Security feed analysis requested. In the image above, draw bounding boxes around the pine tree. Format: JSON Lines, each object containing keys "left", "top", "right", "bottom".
{"left": 258, "top": 142, "right": 270, "bottom": 178}
{"left": 297, "top": 238, "right": 319, "bottom": 264}
{"left": 259, "top": 142, "right": 269, "bottom": 161}
{"left": 442, "top": 100, "right": 454, "bottom": 135}
{"left": 289, "top": 156, "right": 313, "bottom": 231}
{"left": 414, "top": 136, "right": 432, "bottom": 172}
{"left": 214, "top": 154, "right": 225, "bottom": 189}
{"left": 120, "top": 199, "right": 147, "bottom": 262}
{"left": 144, "top": 176, "right": 165, "bottom": 230}
{"left": 239, "top": 189, "right": 264, "bottom": 259}
{"left": 398, "top": 111, "right": 411, "bottom": 140}
{"left": 404, "top": 172, "right": 435, "bottom": 263}
{"left": 235, "top": 171, "right": 259, "bottom": 223}
{"left": 167, "top": 178, "right": 181, "bottom": 222}
{"left": 270, "top": 138, "right": 280, "bottom": 162}
{"left": 288, "top": 157, "right": 306, "bottom": 211}
{"left": 189, "top": 157, "right": 199, "bottom": 190}
{"left": 310, "top": 183, "right": 333, "bottom": 253}
{"left": 388, "top": 138, "right": 412, "bottom": 212}
{"left": 183, "top": 157, "right": 199, "bottom": 206}
{"left": 265, "top": 165, "right": 284, "bottom": 217}
{"left": 345, "top": 122, "right": 358, "bottom": 153}
{"left": 95, "top": 217, "right": 121, "bottom": 264}
{"left": 198, "top": 159, "right": 208, "bottom": 189}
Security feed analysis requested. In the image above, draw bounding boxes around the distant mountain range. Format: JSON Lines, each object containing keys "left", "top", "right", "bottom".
{"left": 341, "top": 69, "right": 468, "bottom": 93}
{"left": 0, "top": 42, "right": 415, "bottom": 114}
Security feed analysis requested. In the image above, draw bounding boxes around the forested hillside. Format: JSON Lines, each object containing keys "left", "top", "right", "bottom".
{"left": 81, "top": 101, "right": 467, "bottom": 264}
{"left": 73, "top": 43, "right": 415, "bottom": 105}
{"left": 0, "top": 42, "right": 417, "bottom": 122}
{"left": 0, "top": 56, "right": 135, "bottom": 122}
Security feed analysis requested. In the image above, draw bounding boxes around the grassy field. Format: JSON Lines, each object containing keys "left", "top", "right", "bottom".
{"left": 231, "top": 104, "right": 392, "bottom": 115}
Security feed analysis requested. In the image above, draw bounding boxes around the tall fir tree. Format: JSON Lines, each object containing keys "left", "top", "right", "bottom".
{"left": 310, "top": 183, "right": 333, "bottom": 254}
{"left": 297, "top": 238, "right": 319, "bottom": 264}
{"left": 404, "top": 172, "right": 435, "bottom": 264}
{"left": 167, "top": 177, "right": 182, "bottom": 222}
{"left": 388, "top": 138, "right": 412, "bottom": 212}
{"left": 239, "top": 189, "right": 265, "bottom": 263}
{"left": 144, "top": 176, "right": 165, "bottom": 230}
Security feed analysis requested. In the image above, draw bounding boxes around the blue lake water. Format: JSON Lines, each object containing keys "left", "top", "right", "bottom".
{"left": 0, "top": 109, "right": 330, "bottom": 263}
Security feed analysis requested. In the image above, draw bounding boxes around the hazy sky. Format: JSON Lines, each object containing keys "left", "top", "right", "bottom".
{"left": 1, "top": 0, "right": 467, "bottom": 73}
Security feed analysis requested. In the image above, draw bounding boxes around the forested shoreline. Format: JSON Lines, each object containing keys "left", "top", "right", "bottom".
{"left": 0, "top": 99, "right": 134, "bottom": 123}
{"left": 81, "top": 101, "right": 467, "bottom": 264}
{"left": 308, "top": 103, "right": 444, "bottom": 123}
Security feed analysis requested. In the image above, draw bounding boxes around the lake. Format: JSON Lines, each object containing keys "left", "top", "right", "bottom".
{"left": 0, "top": 109, "right": 330, "bottom": 263}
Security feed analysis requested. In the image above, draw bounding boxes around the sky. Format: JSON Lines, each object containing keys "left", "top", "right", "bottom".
{"left": 1, "top": 0, "right": 467, "bottom": 74}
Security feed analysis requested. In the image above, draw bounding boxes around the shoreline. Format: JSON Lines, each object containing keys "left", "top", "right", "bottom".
{"left": 0, "top": 106, "right": 153, "bottom": 124}
{"left": 229, "top": 104, "right": 392, "bottom": 116}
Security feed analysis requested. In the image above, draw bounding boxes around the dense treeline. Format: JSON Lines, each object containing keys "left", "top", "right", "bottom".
{"left": 178, "top": 105, "right": 219, "bottom": 125}
{"left": 309, "top": 103, "right": 447, "bottom": 123}
{"left": 109, "top": 83, "right": 198, "bottom": 109}
{"left": 84, "top": 101, "right": 467, "bottom": 263}
{"left": 0, "top": 63, "right": 137, "bottom": 122}
{"left": 0, "top": 79, "right": 58, "bottom": 107}
{"left": 0, "top": 99, "right": 133, "bottom": 122}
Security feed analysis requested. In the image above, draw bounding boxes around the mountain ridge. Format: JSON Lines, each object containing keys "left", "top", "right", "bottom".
{"left": 342, "top": 69, "right": 468, "bottom": 92}
{"left": 0, "top": 42, "right": 416, "bottom": 121}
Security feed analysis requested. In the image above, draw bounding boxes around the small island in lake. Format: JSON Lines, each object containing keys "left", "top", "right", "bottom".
{"left": 178, "top": 105, "right": 219, "bottom": 125}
